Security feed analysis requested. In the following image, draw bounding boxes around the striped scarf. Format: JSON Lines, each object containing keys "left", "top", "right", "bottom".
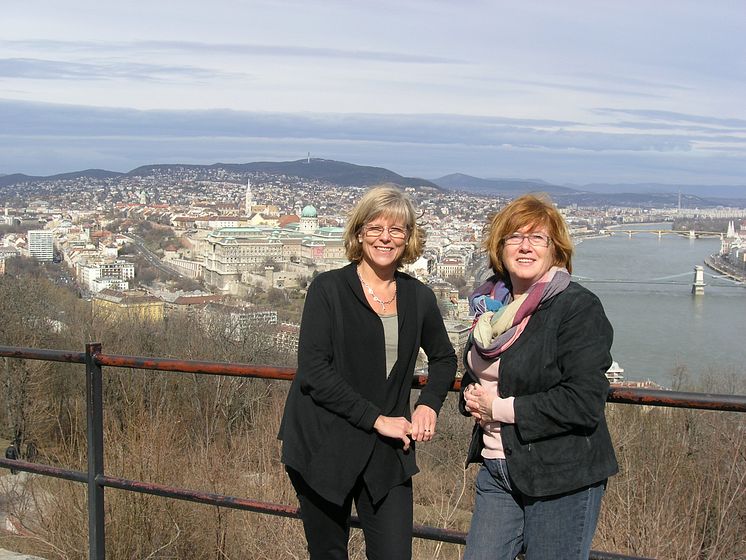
{"left": 469, "top": 267, "right": 571, "bottom": 360}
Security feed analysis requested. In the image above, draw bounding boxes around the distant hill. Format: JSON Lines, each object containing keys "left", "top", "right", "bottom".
{"left": 432, "top": 173, "right": 578, "bottom": 196}
{"left": 571, "top": 182, "right": 746, "bottom": 199}
{"left": 128, "top": 159, "right": 439, "bottom": 189}
{"left": 433, "top": 173, "right": 746, "bottom": 207}
{"left": 3, "top": 162, "right": 745, "bottom": 207}
{"left": 0, "top": 160, "right": 437, "bottom": 190}
{"left": 552, "top": 191, "right": 709, "bottom": 207}
{"left": 0, "top": 169, "right": 123, "bottom": 188}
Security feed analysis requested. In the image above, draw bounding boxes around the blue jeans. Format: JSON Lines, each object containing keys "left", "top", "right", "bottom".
{"left": 465, "top": 458, "right": 606, "bottom": 560}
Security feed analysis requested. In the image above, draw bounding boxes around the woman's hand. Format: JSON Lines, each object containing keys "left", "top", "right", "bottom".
{"left": 373, "top": 415, "right": 412, "bottom": 450}
{"left": 464, "top": 383, "right": 494, "bottom": 423}
{"left": 464, "top": 384, "right": 515, "bottom": 424}
{"left": 410, "top": 404, "right": 437, "bottom": 442}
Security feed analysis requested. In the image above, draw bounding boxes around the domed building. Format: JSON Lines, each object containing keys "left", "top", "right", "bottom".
{"left": 200, "top": 202, "right": 345, "bottom": 294}
{"left": 300, "top": 205, "right": 319, "bottom": 234}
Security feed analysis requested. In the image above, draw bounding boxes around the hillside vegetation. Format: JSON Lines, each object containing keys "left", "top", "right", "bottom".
{"left": 0, "top": 271, "right": 743, "bottom": 559}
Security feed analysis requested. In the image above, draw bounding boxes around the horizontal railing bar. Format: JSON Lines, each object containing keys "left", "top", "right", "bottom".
{"left": 590, "top": 553, "right": 655, "bottom": 560}
{"left": 95, "top": 352, "right": 297, "bottom": 380}
{"left": 0, "top": 459, "right": 650, "bottom": 559}
{"left": 2, "top": 345, "right": 745, "bottom": 412}
{"left": 607, "top": 387, "right": 746, "bottom": 412}
{"left": 0, "top": 346, "right": 85, "bottom": 364}
{"left": 98, "top": 475, "right": 648, "bottom": 558}
{"left": 99, "top": 474, "right": 458, "bottom": 542}
{"left": 0, "top": 458, "right": 87, "bottom": 483}
{"left": 100, "top": 474, "right": 301, "bottom": 517}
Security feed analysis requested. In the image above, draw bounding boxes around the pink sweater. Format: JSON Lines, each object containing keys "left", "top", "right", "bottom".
{"left": 467, "top": 347, "right": 516, "bottom": 459}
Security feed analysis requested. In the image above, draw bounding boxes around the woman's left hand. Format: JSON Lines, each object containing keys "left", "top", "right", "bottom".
{"left": 464, "top": 384, "right": 494, "bottom": 423}
{"left": 410, "top": 405, "right": 437, "bottom": 442}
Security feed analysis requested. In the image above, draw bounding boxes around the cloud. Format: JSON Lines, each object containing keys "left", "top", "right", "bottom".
{"left": 595, "top": 108, "right": 746, "bottom": 129}
{"left": 0, "top": 99, "right": 697, "bottom": 152}
{"left": 497, "top": 78, "right": 663, "bottom": 100}
{"left": 0, "top": 39, "right": 461, "bottom": 65}
{"left": 605, "top": 121, "right": 746, "bottom": 135}
{"left": 0, "top": 99, "right": 743, "bottom": 184}
{"left": 0, "top": 57, "right": 242, "bottom": 82}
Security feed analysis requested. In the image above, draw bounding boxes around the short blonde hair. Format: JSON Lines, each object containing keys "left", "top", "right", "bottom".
{"left": 484, "top": 193, "right": 573, "bottom": 276}
{"left": 344, "top": 185, "right": 425, "bottom": 266}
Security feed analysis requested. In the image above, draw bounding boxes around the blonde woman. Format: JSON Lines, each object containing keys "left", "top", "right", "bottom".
{"left": 279, "top": 185, "right": 456, "bottom": 560}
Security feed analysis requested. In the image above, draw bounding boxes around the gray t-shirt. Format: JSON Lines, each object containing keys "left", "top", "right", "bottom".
{"left": 379, "top": 313, "right": 398, "bottom": 378}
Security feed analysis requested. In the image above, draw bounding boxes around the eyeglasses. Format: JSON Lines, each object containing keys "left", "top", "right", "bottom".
{"left": 362, "top": 225, "right": 408, "bottom": 239}
{"left": 503, "top": 233, "right": 551, "bottom": 247}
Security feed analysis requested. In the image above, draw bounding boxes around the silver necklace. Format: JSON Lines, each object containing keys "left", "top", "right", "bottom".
{"left": 357, "top": 269, "right": 396, "bottom": 312}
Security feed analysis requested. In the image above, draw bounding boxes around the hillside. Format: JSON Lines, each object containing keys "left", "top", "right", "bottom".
{"left": 0, "top": 169, "right": 123, "bottom": 188}
{"left": 432, "top": 173, "right": 578, "bottom": 196}
{"left": 127, "top": 159, "right": 439, "bottom": 189}
{"left": 433, "top": 173, "right": 746, "bottom": 207}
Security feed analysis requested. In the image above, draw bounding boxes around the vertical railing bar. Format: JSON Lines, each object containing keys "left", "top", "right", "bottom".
{"left": 86, "top": 342, "right": 105, "bottom": 560}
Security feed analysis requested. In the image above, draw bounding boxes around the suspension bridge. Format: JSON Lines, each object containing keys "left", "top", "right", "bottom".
{"left": 574, "top": 268, "right": 745, "bottom": 289}
{"left": 601, "top": 228, "right": 722, "bottom": 239}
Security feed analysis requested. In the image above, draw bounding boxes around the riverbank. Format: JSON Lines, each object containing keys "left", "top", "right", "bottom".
{"left": 704, "top": 254, "right": 746, "bottom": 283}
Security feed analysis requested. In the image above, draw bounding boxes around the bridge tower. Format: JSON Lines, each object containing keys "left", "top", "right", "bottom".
{"left": 689, "top": 230, "right": 696, "bottom": 239}
{"left": 691, "top": 265, "right": 706, "bottom": 295}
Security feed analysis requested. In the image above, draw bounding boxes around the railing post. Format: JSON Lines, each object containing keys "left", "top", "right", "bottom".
{"left": 86, "top": 342, "right": 105, "bottom": 560}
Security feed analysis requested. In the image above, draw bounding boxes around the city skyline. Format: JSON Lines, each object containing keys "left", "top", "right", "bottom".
{"left": 2, "top": 1, "right": 745, "bottom": 186}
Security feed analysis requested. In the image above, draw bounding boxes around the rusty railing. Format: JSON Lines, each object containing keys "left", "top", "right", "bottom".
{"left": 1, "top": 343, "right": 744, "bottom": 560}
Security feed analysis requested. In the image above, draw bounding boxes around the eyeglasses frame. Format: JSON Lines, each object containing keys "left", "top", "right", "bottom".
{"left": 502, "top": 233, "right": 552, "bottom": 247}
{"left": 361, "top": 224, "right": 409, "bottom": 240}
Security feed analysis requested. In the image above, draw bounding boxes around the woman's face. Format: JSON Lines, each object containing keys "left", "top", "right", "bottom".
{"left": 500, "top": 224, "right": 555, "bottom": 295}
{"left": 359, "top": 214, "right": 408, "bottom": 274}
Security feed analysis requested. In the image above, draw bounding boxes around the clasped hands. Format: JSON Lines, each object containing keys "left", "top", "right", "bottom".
{"left": 464, "top": 383, "right": 494, "bottom": 423}
{"left": 464, "top": 383, "right": 515, "bottom": 425}
{"left": 373, "top": 404, "right": 437, "bottom": 451}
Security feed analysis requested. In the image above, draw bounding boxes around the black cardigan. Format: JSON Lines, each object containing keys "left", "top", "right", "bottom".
{"left": 279, "top": 263, "right": 457, "bottom": 505}
{"left": 459, "top": 281, "right": 619, "bottom": 497}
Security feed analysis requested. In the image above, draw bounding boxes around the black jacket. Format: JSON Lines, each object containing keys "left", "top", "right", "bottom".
{"left": 459, "top": 281, "right": 618, "bottom": 497}
{"left": 279, "top": 263, "right": 457, "bottom": 505}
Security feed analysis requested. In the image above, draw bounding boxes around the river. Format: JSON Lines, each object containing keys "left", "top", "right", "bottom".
{"left": 572, "top": 224, "right": 746, "bottom": 388}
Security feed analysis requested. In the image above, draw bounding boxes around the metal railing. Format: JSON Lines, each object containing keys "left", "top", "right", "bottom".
{"left": 1, "top": 343, "right": 744, "bottom": 560}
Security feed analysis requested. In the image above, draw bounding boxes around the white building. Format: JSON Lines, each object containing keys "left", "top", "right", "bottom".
{"left": 27, "top": 230, "right": 54, "bottom": 262}
{"left": 435, "top": 256, "right": 467, "bottom": 278}
{"left": 78, "top": 260, "right": 136, "bottom": 293}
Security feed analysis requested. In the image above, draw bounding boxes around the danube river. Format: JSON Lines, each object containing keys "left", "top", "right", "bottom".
{"left": 572, "top": 224, "right": 746, "bottom": 388}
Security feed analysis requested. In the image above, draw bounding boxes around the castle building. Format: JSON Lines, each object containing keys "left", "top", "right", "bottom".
{"left": 201, "top": 205, "right": 346, "bottom": 293}
{"left": 299, "top": 205, "right": 319, "bottom": 234}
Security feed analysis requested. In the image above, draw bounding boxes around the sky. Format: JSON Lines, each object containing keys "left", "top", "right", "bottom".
{"left": 1, "top": 0, "right": 745, "bottom": 187}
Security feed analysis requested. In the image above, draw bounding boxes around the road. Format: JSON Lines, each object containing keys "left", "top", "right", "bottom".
{"left": 123, "top": 234, "right": 191, "bottom": 281}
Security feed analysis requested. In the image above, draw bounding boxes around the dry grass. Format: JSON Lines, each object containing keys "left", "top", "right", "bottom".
{"left": 0, "top": 274, "right": 744, "bottom": 559}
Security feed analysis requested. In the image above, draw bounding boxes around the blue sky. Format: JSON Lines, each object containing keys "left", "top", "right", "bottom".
{"left": 1, "top": 1, "right": 745, "bottom": 186}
